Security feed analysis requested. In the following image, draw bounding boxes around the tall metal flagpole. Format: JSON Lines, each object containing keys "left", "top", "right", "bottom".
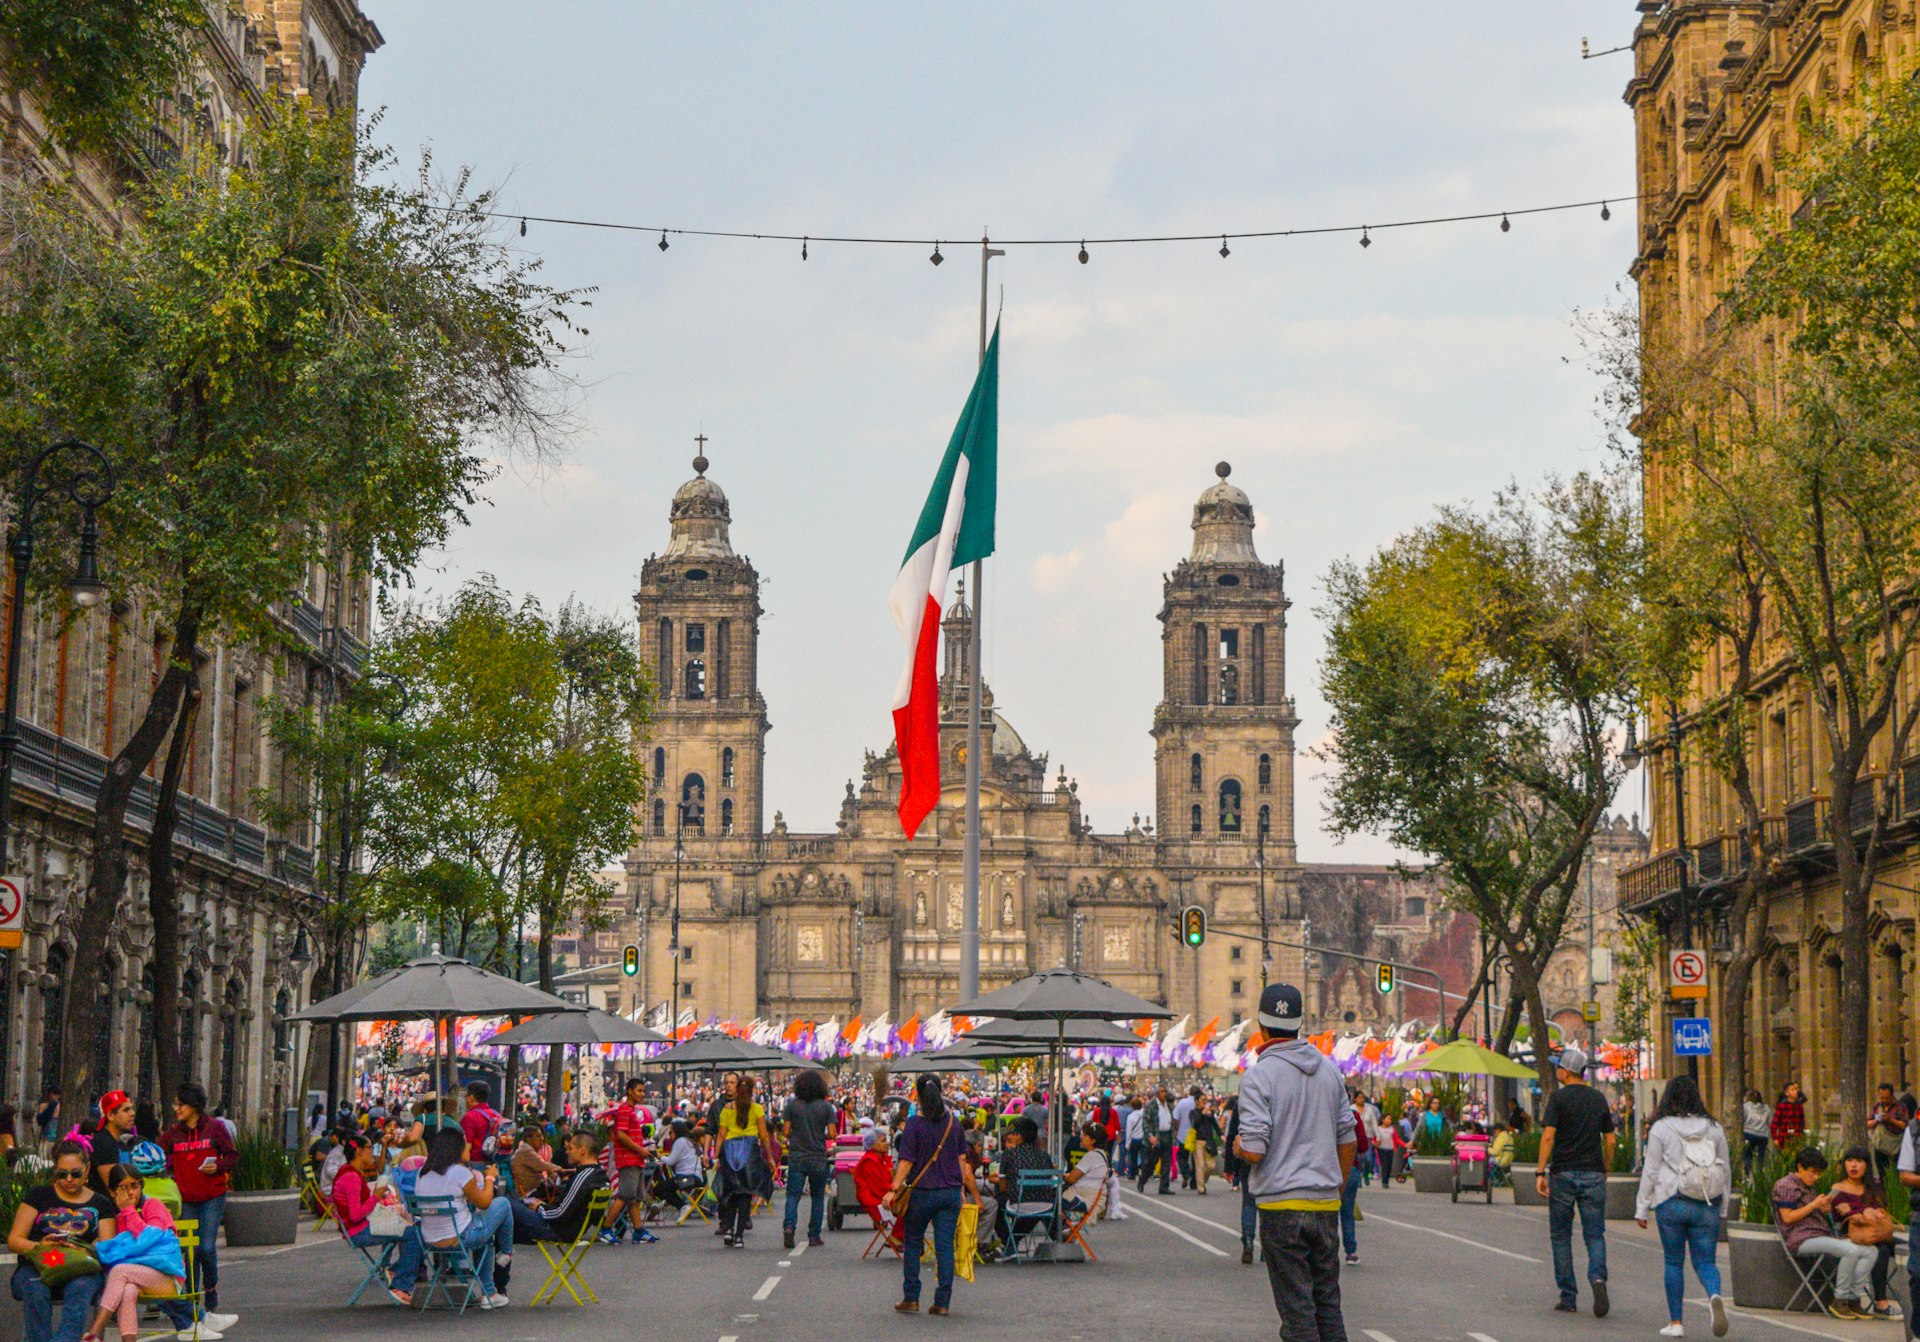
{"left": 962, "top": 233, "right": 1003, "bottom": 1002}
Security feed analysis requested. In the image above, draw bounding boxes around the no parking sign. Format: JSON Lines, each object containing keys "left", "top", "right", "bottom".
{"left": 0, "top": 875, "right": 24, "bottom": 950}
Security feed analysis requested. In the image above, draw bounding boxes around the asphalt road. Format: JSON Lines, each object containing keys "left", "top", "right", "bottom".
{"left": 207, "top": 1179, "right": 1903, "bottom": 1341}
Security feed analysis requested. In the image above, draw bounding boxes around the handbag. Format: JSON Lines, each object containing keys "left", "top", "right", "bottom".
{"left": 367, "top": 1196, "right": 411, "bottom": 1239}
{"left": 1848, "top": 1209, "right": 1894, "bottom": 1245}
{"left": 888, "top": 1116, "right": 955, "bottom": 1218}
{"left": 27, "top": 1239, "right": 101, "bottom": 1290}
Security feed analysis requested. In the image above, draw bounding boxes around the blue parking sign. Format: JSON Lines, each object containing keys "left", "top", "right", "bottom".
{"left": 1673, "top": 1016, "right": 1712, "bottom": 1057}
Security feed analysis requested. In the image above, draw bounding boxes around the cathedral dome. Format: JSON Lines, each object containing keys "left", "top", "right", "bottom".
{"left": 662, "top": 447, "right": 736, "bottom": 560}
{"left": 1189, "top": 461, "right": 1260, "bottom": 565}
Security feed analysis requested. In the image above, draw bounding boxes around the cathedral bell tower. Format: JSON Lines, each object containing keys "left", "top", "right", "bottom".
{"left": 635, "top": 442, "right": 770, "bottom": 845}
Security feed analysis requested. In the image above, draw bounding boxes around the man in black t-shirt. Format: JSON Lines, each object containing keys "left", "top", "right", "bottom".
{"left": 1533, "top": 1046, "right": 1616, "bottom": 1318}
{"left": 88, "top": 1090, "right": 137, "bottom": 1197}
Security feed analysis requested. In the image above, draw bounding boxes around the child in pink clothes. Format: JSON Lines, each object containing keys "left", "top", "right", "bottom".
{"left": 83, "top": 1168, "right": 185, "bottom": 1342}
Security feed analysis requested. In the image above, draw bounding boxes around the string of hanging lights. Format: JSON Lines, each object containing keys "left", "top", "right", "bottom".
{"left": 483, "top": 192, "right": 1635, "bottom": 261}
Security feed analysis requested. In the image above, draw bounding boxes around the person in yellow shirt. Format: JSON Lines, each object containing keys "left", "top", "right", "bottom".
{"left": 713, "top": 1076, "right": 776, "bottom": 1248}
{"left": 1489, "top": 1123, "right": 1516, "bottom": 1185}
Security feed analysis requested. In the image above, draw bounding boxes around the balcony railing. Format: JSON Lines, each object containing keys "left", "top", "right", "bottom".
{"left": 1848, "top": 779, "right": 1879, "bottom": 835}
{"left": 1784, "top": 797, "right": 1829, "bottom": 852}
{"left": 10, "top": 719, "right": 313, "bottom": 886}
{"left": 1618, "top": 850, "right": 1686, "bottom": 913}
{"left": 1905, "top": 758, "right": 1920, "bottom": 821}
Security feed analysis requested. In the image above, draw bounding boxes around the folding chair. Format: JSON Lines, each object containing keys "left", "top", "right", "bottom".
{"left": 860, "top": 1207, "right": 903, "bottom": 1260}
{"left": 337, "top": 1214, "right": 404, "bottom": 1307}
{"left": 1002, "top": 1170, "right": 1064, "bottom": 1264}
{"left": 136, "top": 1217, "right": 204, "bottom": 1341}
{"left": 408, "top": 1194, "right": 492, "bottom": 1314}
{"left": 1779, "top": 1226, "right": 1837, "bottom": 1315}
{"left": 530, "top": 1188, "right": 612, "bottom": 1307}
{"left": 303, "top": 1174, "right": 340, "bottom": 1228}
{"left": 1061, "top": 1184, "right": 1106, "bottom": 1261}
{"left": 670, "top": 1173, "right": 712, "bottom": 1226}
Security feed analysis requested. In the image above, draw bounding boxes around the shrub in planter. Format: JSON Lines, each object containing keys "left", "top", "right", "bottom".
{"left": 224, "top": 1121, "right": 300, "bottom": 1247}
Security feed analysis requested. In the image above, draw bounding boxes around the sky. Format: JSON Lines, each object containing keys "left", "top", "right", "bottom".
{"left": 359, "top": 2, "right": 1646, "bottom": 861}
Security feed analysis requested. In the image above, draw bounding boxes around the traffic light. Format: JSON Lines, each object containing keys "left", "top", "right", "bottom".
{"left": 622, "top": 944, "right": 639, "bottom": 977}
{"left": 1181, "top": 905, "right": 1207, "bottom": 948}
{"left": 1376, "top": 963, "right": 1396, "bottom": 995}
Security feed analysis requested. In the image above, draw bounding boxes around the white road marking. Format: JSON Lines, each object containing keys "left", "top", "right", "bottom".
{"left": 753, "top": 1275, "right": 782, "bottom": 1301}
{"left": 1688, "top": 1296, "right": 1849, "bottom": 1340}
{"left": 1470, "top": 1333, "right": 1503, "bottom": 1342}
{"left": 791, "top": 1241, "right": 806, "bottom": 1257}
{"left": 719, "top": 1337, "right": 739, "bottom": 1342}
{"left": 1123, "top": 1202, "right": 1232, "bottom": 1256}
{"left": 1143, "top": 1198, "right": 1242, "bottom": 1237}
{"left": 1358, "top": 1210, "right": 1544, "bottom": 1264}
{"left": 1363, "top": 1331, "right": 1400, "bottom": 1342}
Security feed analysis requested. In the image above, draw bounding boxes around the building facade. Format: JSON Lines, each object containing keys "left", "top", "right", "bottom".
{"left": 1621, "top": 0, "right": 1920, "bottom": 1123}
{"left": 616, "top": 454, "right": 1309, "bottom": 1028}
{"left": 0, "top": 1, "right": 381, "bottom": 1119}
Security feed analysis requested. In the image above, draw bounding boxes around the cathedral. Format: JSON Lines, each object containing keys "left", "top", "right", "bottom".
{"left": 618, "top": 451, "right": 1309, "bottom": 1027}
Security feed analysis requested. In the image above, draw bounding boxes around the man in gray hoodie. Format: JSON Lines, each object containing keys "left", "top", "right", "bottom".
{"left": 1233, "top": 982, "right": 1356, "bottom": 1342}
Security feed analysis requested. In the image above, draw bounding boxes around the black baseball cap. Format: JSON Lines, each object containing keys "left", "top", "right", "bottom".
{"left": 1257, "top": 982, "right": 1304, "bottom": 1034}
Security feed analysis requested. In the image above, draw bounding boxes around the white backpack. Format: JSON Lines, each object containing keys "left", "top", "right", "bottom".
{"left": 1674, "top": 1126, "right": 1724, "bottom": 1202}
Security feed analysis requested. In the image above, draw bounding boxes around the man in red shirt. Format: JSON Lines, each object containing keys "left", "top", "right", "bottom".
{"left": 459, "top": 1081, "right": 504, "bottom": 1158}
{"left": 598, "top": 1078, "right": 658, "bottom": 1245}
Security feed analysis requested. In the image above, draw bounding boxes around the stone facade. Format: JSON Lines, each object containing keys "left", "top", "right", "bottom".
{"left": 0, "top": 1, "right": 382, "bottom": 1119}
{"left": 612, "top": 454, "right": 1309, "bottom": 1028}
{"left": 1622, "top": 0, "right": 1920, "bottom": 1121}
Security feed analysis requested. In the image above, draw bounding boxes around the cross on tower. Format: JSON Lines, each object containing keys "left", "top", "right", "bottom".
{"left": 692, "top": 433, "right": 709, "bottom": 476}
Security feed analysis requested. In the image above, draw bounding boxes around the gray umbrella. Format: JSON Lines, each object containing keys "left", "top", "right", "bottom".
{"left": 923, "top": 1037, "right": 1051, "bottom": 1062}
{"left": 484, "top": 1008, "right": 667, "bottom": 1047}
{"left": 966, "top": 1016, "right": 1145, "bottom": 1049}
{"left": 884, "top": 1053, "right": 984, "bottom": 1075}
{"left": 640, "top": 1030, "right": 807, "bottom": 1072}
{"left": 287, "top": 949, "right": 585, "bottom": 1096}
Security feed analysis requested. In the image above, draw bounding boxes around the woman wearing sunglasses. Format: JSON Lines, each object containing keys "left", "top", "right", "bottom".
{"left": 7, "top": 1139, "right": 117, "bottom": 1342}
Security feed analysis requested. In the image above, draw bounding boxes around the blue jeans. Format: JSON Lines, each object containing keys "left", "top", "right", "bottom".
{"left": 1548, "top": 1171, "right": 1608, "bottom": 1306}
{"left": 351, "top": 1226, "right": 425, "bottom": 1293}
{"left": 1653, "top": 1196, "right": 1722, "bottom": 1322}
{"left": 1339, "top": 1163, "right": 1362, "bottom": 1256}
{"left": 1240, "top": 1181, "right": 1257, "bottom": 1248}
{"left": 435, "top": 1199, "right": 512, "bottom": 1295}
{"left": 900, "top": 1185, "right": 963, "bottom": 1309}
{"left": 180, "top": 1194, "right": 226, "bottom": 1310}
{"left": 783, "top": 1158, "right": 832, "bottom": 1239}
{"left": 12, "top": 1265, "right": 102, "bottom": 1342}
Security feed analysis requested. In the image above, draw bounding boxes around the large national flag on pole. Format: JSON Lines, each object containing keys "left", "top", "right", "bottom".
{"left": 889, "top": 322, "right": 999, "bottom": 837}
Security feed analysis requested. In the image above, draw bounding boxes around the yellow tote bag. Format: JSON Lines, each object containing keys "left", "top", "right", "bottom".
{"left": 922, "top": 1202, "right": 981, "bottom": 1283}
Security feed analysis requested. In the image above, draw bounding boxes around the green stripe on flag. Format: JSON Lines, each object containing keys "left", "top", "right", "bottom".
{"left": 901, "top": 323, "right": 999, "bottom": 568}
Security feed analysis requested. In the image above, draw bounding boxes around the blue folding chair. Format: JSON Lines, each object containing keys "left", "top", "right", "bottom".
{"left": 1002, "top": 1169, "right": 1064, "bottom": 1263}
{"left": 406, "top": 1194, "right": 492, "bottom": 1314}
{"left": 338, "top": 1217, "right": 402, "bottom": 1307}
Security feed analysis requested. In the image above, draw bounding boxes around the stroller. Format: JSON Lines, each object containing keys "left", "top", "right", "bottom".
{"left": 1450, "top": 1129, "right": 1493, "bottom": 1204}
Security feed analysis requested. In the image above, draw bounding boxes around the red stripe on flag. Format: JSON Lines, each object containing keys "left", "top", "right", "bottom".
{"left": 893, "top": 592, "right": 943, "bottom": 837}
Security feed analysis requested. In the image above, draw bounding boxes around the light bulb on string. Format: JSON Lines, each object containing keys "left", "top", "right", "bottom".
{"left": 519, "top": 217, "right": 527, "bottom": 237}
{"left": 929, "top": 241, "right": 943, "bottom": 266}
{"left": 658, "top": 231, "right": 669, "bottom": 252}
{"left": 1500, "top": 213, "right": 1511, "bottom": 233}
{"left": 1359, "top": 226, "right": 1371, "bottom": 249}
{"left": 1077, "top": 240, "right": 1089, "bottom": 264}
{"left": 1600, "top": 200, "right": 1612, "bottom": 221}
{"left": 1218, "top": 235, "right": 1230, "bottom": 259}
{"left": 801, "top": 236, "right": 809, "bottom": 260}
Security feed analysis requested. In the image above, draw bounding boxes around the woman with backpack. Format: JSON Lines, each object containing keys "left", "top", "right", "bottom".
{"left": 1634, "top": 1075, "right": 1731, "bottom": 1339}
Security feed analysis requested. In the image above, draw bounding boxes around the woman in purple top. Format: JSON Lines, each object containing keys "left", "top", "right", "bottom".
{"left": 888, "top": 1076, "right": 979, "bottom": 1316}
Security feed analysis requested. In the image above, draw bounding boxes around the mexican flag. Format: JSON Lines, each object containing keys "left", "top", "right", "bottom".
{"left": 889, "top": 322, "right": 999, "bottom": 838}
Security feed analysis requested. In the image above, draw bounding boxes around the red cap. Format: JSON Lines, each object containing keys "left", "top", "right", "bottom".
{"left": 99, "top": 1090, "right": 131, "bottom": 1116}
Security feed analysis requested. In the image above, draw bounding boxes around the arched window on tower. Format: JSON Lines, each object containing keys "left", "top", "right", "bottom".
{"left": 685, "top": 659, "right": 706, "bottom": 700}
{"left": 1219, "top": 779, "right": 1243, "bottom": 834}
{"left": 1191, "top": 623, "right": 1209, "bottom": 705}
{"left": 652, "top": 798, "right": 666, "bottom": 836}
{"left": 1258, "top": 753, "right": 1272, "bottom": 791}
{"left": 681, "top": 774, "right": 706, "bottom": 835}
{"left": 722, "top": 748, "right": 735, "bottom": 788}
{"left": 1189, "top": 753, "right": 1203, "bottom": 791}
{"left": 653, "top": 747, "right": 666, "bottom": 786}
{"left": 658, "top": 618, "right": 674, "bottom": 695}
{"left": 1190, "top": 803, "right": 1203, "bottom": 835}
{"left": 721, "top": 798, "right": 734, "bottom": 835}
{"left": 1219, "top": 663, "right": 1239, "bottom": 705}
{"left": 1258, "top": 804, "right": 1271, "bottom": 838}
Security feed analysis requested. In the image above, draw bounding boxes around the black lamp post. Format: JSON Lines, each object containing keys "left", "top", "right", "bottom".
{"left": 0, "top": 438, "right": 115, "bottom": 877}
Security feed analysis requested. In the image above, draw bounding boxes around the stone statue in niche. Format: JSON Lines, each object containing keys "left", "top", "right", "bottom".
{"left": 834, "top": 874, "right": 853, "bottom": 900}
{"left": 1001, "top": 890, "right": 1015, "bottom": 927}
{"left": 945, "top": 884, "right": 962, "bottom": 931}
{"left": 771, "top": 873, "right": 791, "bottom": 898}
{"left": 914, "top": 890, "right": 928, "bottom": 926}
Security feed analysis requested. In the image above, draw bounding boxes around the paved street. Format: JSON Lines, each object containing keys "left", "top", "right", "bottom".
{"left": 212, "top": 1183, "right": 1904, "bottom": 1342}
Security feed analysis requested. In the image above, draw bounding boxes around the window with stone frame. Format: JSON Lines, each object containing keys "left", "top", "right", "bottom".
{"left": 652, "top": 798, "right": 666, "bottom": 835}
{"left": 681, "top": 774, "right": 706, "bottom": 834}
{"left": 722, "top": 747, "right": 735, "bottom": 788}
{"left": 685, "top": 658, "right": 706, "bottom": 700}
{"left": 1258, "top": 753, "right": 1272, "bottom": 790}
{"left": 1189, "top": 753, "right": 1203, "bottom": 791}
{"left": 1219, "top": 779, "right": 1243, "bottom": 833}
{"left": 1190, "top": 803, "right": 1203, "bottom": 834}
{"left": 1258, "top": 804, "right": 1271, "bottom": 838}
{"left": 685, "top": 622, "right": 706, "bottom": 653}
{"left": 721, "top": 798, "right": 734, "bottom": 835}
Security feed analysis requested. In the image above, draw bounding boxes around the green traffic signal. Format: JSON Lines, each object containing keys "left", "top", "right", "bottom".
{"left": 1376, "top": 963, "right": 1395, "bottom": 994}
{"left": 1181, "top": 905, "right": 1206, "bottom": 947}
{"left": 622, "top": 944, "right": 639, "bottom": 976}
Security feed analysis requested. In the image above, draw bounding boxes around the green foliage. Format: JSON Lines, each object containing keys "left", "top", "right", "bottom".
{"left": 1609, "top": 1129, "right": 1637, "bottom": 1176}
{"left": 231, "top": 1122, "right": 297, "bottom": 1193}
{"left": 1379, "top": 1087, "right": 1406, "bottom": 1121}
{"left": 1734, "top": 1143, "right": 1912, "bottom": 1227}
{"left": 1512, "top": 1128, "right": 1543, "bottom": 1166}
{"left": 1412, "top": 1124, "right": 1453, "bottom": 1158}
{"left": 0, "top": 0, "right": 202, "bottom": 155}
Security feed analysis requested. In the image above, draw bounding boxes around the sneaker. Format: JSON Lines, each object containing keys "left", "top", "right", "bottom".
{"left": 1708, "top": 1293, "right": 1728, "bottom": 1337}
{"left": 1240, "top": 1242, "right": 1253, "bottom": 1265}
{"left": 636, "top": 1230, "right": 659, "bottom": 1244}
{"left": 807, "top": 1236, "right": 824, "bottom": 1247}
{"left": 485, "top": 1293, "right": 510, "bottom": 1309}
{"left": 1871, "top": 1302, "right": 1901, "bottom": 1320}
{"left": 1591, "top": 1279, "right": 1609, "bottom": 1318}
{"left": 388, "top": 1289, "right": 412, "bottom": 1307}
{"left": 1554, "top": 1301, "right": 1578, "bottom": 1313}
{"left": 1659, "top": 1325, "right": 1685, "bottom": 1338}
{"left": 200, "top": 1314, "right": 239, "bottom": 1334}
{"left": 784, "top": 1227, "right": 796, "bottom": 1250}
{"left": 1827, "top": 1302, "right": 1861, "bottom": 1320}
{"left": 1344, "top": 1252, "right": 1359, "bottom": 1265}
{"left": 722, "top": 1233, "right": 736, "bottom": 1247}
{"left": 195, "top": 1331, "right": 224, "bottom": 1341}
{"left": 676, "top": 1205, "right": 695, "bottom": 1226}
{"left": 597, "top": 1230, "right": 620, "bottom": 1246}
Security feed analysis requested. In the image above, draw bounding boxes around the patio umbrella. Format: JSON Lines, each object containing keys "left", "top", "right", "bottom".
{"left": 922, "top": 1037, "right": 1051, "bottom": 1062}
{"left": 287, "top": 949, "right": 585, "bottom": 1097}
{"left": 885, "top": 1053, "right": 984, "bottom": 1075}
{"left": 1386, "top": 1038, "right": 1537, "bottom": 1081}
{"left": 640, "top": 1030, "right": 807, "bottom": 1072}
{"left": 485, "top": 1009, "right": 667, "bottom": 1117}
{"left": 966, "top": 1017, "right": 1144, "bottom": 1049}
{"left": 947, "top": 967, "right": 1170, "bottom": 1162}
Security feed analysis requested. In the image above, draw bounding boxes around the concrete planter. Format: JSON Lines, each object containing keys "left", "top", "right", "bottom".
{"left": 1604, "top": 1175, "right": 1640, "bottom": 1221}
{"left": 1727, "top": 1226, "right": 1801, "bottom": 1311}
{"left": 1409, "top": 1157, "right": 1453, "bottom": 1194}
{"left": 1510, "top": 1174, "right": 1547, "bottom": 1207}
{"left": 224, "top": 1188, "right": 300, "bottom": 1246}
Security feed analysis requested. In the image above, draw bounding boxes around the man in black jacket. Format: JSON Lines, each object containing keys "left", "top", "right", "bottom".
{"left": 512, "top": 1132, "right": 611, "bottom": 1245}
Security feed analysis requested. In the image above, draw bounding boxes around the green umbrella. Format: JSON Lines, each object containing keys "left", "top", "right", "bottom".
{"left": 1386, "top": 1038, "right": 1536, "bottom": 1081}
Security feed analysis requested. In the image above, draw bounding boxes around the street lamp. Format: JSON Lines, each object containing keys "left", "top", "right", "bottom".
{"left": 0, "top": 438, "right": 115, "bottom": 875}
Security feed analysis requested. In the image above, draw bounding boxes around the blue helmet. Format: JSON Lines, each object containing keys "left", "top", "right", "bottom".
{"left": 129, "top": 1141, "right": 167, "bottom": 1176}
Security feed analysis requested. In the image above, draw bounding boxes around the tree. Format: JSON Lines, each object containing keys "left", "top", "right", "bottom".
{"left": 0, "top": 107, "right": 582, "bottom": 1103}
{"left": 0, "top": 0, "right": 203, "bottom": 155}
{"left": 1319, "top": 475, "right": 1640, "bottom": 1092}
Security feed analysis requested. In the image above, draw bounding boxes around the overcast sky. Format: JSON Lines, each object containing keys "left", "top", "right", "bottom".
{"left": 360, "top": 2, "right": 1645, "bottom": 861}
